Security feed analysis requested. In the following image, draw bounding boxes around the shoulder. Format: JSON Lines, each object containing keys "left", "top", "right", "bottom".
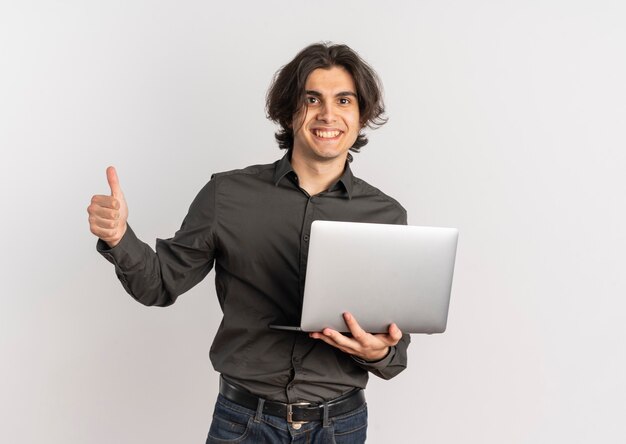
{"left": 190, "top": 160, "right": 277, "bottom": 204}
{"left": 210, "top": 161, "right": 276, "bottom": 182}
{"left": 351, "top": 174, "right": 407, "bottom": 219}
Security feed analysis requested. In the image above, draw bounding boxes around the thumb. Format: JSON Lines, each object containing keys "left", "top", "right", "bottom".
{"left": 106, "top": 166, "right": 123, "bottom": 198}
{"left": 388, "top": 323, "right": 403, "bottom": 343}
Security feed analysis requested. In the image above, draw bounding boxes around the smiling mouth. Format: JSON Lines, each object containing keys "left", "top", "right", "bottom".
{"left": 312, "top": 129, "right": 342, "bottom": 139}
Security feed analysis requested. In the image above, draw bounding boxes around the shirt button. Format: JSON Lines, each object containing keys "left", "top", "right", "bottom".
{"left": 303, "top": 234, "right": 309, "bottom": 242}
{"left": 293, "top": 356, "right": 300, "bottom": 363}
{"left": 310, "top": 197, "right": 317, "bottom": 203}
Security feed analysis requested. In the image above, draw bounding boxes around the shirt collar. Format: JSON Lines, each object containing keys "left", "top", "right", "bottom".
{"left": 273, "top": 152, "right": 294, "bottom": 185}
{"left": 273, "top": 151, "right": 354, "bottom": 199}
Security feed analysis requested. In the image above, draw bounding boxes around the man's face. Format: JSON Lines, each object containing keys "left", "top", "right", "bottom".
{"left": 291, "top": 66, "right": 361, "bottom": 163}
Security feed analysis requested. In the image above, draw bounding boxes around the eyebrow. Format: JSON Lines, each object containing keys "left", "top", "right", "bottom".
{"left": 305, "top": 90, "right": 358, "bottom": 99}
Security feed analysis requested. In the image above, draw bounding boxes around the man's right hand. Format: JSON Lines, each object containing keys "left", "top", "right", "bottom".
{"left": 87, "top": 166, "right": 129, "bottom": 248}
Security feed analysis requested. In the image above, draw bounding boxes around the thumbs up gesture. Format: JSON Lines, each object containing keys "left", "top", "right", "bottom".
{"left": 87, "top": 166, "right": 129, "bottom": 248}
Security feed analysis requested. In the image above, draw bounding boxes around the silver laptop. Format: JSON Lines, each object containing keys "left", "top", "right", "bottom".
{"left": 270, "top": 220, "right": 459, "bottom": 334}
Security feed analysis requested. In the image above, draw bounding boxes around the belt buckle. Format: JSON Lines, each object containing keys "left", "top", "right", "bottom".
{"left": 287, "top": 402, "right": 311, "bottom": 428}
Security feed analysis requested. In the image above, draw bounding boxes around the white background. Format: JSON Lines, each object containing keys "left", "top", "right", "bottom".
{"left": 1, "top": 1, "right": 625, "bottom": 443}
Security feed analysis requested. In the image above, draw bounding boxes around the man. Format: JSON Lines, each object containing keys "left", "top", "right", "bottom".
{"left": 88, "top": 42, "right": 410, "bottom": 443}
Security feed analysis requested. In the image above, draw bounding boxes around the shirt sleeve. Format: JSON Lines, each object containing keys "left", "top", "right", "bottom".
{"left": 96, "top": 179, "right": 218, "bottom": 307}
{"left": 350, "top": 333, "right": 411, "bottom": 379}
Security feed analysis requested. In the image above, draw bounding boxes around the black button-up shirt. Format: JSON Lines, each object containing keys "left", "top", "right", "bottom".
{"left": 98, "top": 154, "right": 410, "bottom": 403}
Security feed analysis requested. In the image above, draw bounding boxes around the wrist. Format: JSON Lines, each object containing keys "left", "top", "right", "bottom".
{"left": 362, "top": 346, "right": 390, "bottom": 363}
{"left": 105, "top": 223, "right": 127, "bottom": 248}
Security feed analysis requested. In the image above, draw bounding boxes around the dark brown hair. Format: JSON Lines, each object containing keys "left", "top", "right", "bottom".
{"left": 266, "top": 42, "right": 388, "bottom": 161}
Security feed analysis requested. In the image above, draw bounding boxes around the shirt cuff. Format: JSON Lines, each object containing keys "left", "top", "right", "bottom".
{"left": 96, "top": 224, "right": 144, "bottom": 268}
{"left": 350, "top": 346, "right": 396, "bottom": 370}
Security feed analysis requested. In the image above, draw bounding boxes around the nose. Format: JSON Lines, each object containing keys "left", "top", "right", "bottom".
{"left": 316, "top": 103, "right": 336, "bottom": 123}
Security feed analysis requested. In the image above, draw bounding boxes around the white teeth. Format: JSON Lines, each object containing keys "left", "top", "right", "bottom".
{"left": 314, "top": 130, "right": 341, "bottom": 138}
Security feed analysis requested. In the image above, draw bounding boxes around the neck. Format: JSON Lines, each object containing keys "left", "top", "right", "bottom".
{"left": 290, "top": 150, "right": 347, "bottom": 196}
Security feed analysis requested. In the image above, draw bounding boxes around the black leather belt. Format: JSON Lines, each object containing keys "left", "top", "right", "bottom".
{"left": 219, "top": 377, "right": 365, "bottom": 423}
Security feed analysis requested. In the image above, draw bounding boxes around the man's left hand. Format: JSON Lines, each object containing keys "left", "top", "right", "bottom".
{"left": 309, "top": 312, "right": 403, "bottom": 362}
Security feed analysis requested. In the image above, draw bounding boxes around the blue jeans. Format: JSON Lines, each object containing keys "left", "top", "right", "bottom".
{"left": 206, "top": 394, "right": 368, "bottom": 443}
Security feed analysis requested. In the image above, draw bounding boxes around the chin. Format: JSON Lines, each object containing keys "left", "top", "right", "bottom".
{"left": 313, "top": 148, "right": 348, "bottom": 160}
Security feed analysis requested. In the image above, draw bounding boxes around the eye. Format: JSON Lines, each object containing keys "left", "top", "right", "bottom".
{"left": 338, "top": 97, "right": 351, "bottom": 105}
{"left": 306, "top": 96, "right": 319, "bottom": 105}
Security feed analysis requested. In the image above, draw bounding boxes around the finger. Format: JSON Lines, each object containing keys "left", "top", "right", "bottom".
{"left": 88, "top": 223, "right": 118, "bottom": 240}
{"left": 372, "top": 323, "right": 403, "bottom": 347}
{"left": 89, "top": 214, "right": 122, "bottom": 231}
{"left": 87, "top": 202, "right": 120, "bottom": 220}
{"left": 309, "top": 331, "right": 356, "bottom": 355}
{"left": 91, "top": 195, "right": 120, "bottom": 210}
{"left": 320, "top": 328, "right": 361, "bottom": 351}
{"left": 342, "top": 312, "right": 367, "bottom": 342}
{"left": 106, "top": 166, "right": 123, "bottom": 198}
